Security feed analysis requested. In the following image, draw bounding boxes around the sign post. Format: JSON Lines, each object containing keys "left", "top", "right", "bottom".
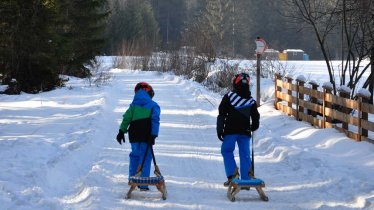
{"left": 255, "top": 37, "right": 267, "bottom": 107}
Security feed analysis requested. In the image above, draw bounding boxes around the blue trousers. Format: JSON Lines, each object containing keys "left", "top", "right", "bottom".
{"left": 129, "top": 142, "right": 152, "bottom": 184}
{"left": 221, "top": 134, "right": 251, "bottom": 180}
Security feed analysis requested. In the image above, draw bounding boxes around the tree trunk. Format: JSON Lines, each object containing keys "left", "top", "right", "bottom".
{"left": 370, "top": 47, "right": 374, "bottom": 104}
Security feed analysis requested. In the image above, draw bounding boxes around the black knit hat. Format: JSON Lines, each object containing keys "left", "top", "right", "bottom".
{"left": 233, "top": 73, "right": 250, "bottom": 89}
{"left": 232, "top": 73, "right": 251, "bottom": 98}
{"left": 134, "top": 82, "right": 154, "bottom": 98}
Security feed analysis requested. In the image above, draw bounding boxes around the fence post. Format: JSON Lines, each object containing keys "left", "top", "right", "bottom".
{"left": 274, "top": 73, "right": 282, "bottom": 109}
{"left": 322, "top": 84, "right": 333, "bottom": 128}
{"left": 296, "top": 77, "right": 305, "bottom": 121}
{"left": 357, "top": 92, "right": 370, "bottom": 140}
{"left": 338, "top": 87, "right": 350, "bottom": 131}
{"left": 285, "top": 75, "right": 293, "bottom": 116}
{"left": 308, "top": 81, "right": 319, "bottom": 118}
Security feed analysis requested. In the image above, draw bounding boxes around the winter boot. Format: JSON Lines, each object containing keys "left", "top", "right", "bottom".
{"left": 223, "top": 178, "right": 232, "bottom": 187}
{"left": 248, "top": 168, "right": 255, "bottom": 179}
{"left": 223, "top": 167, "right": 240, "bottom": 187}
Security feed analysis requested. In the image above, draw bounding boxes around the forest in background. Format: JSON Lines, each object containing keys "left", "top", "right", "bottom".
{"left": 106, "top": 0, "right": 324, "bottom": 59}
{"left": 0, "top": 0, "right": 373, "bottom": 101}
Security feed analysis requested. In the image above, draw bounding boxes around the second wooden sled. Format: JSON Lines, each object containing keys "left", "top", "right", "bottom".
{"left": 227, "top": 178, "right": 268, "bottom": 202}
{"left": 125, "top": 144, "right": 167, "bottom": 200}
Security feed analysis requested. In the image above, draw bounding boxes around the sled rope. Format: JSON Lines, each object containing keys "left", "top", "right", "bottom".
{"left": 136, "top": 143, "right": 161, "bottom": 177}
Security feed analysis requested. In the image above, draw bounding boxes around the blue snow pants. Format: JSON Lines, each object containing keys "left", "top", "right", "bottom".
{"left": 129, "top": 142, "right": 152, "bottom": 187}
{"left": 221, "top": 134, "right": 251, "bottom": 180}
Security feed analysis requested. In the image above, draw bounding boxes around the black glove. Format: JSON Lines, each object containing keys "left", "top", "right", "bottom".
{"left": 217, "top": 132, "right": 224, "bottom": 141}
{"left": 116, "top": 129, "right": 125, "bottom": 145}
{"left": 246, "top": 129, "right": 252, "bottom": 136}
{"left": 149, "top": 135, "right": 157, "bottom": 145}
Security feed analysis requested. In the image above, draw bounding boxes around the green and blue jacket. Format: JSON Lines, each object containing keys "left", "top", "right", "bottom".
{"left": 119, "top": 90, "right": 160, "bottom": 144}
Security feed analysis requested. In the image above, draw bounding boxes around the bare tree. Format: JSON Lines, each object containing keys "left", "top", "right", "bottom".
{"left": 183, "top": 25, "right": 216, "bottom": 62}
{"left": 283, "top": 0, "right": 340, "bottom": 93}
{"left": 283, "top": 0, "right": 373, "bottom": 102}
{"left": 355, "top": 0, "right": 374, "bottom": 103}
{"left": 338, "top": 0, "right": 373, "bottom": 100}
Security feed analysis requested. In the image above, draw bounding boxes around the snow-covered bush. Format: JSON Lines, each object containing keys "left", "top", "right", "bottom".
{"left": 113, "top": 56, "right": 133, "bottom": 69}
{"left": 87, "top": 59, "right": 112, "bottom": 87}
{"left": 261, "top": 58, "right": 295, "bottom": 79}
{"left": 204, "top": 59, "right": 239, "bottom": 94}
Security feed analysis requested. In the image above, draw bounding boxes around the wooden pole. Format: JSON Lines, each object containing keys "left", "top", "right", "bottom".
{"left": 286, "top": 76, "right": 293, "bottom": 116}
{"left": 322, "top": 84, "right": 333, "bottom": 128}
{"left": 339, "top": 89, "right": 350, "bottom": 131}
{"left": 274, "top": 73, "right": 282, "bottom": 109}
{"left": 309, "top": 81, "right": 319, "bottom": 118}
{"left": 296, "top": 79, "right": 305, "bottom": 121}
{"left": 357, "top": 93, "right": 370, "bottom": 140}
{"left": 256, "top": 53, "right": 261, "bottom": 107}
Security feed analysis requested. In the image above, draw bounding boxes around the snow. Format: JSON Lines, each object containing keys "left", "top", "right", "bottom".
{"left": 357, "top": 88, "right": 372, "bottom": 98}
{"left": 309, "top": 80, "right": 319, "bottom": 86}
{"left": 0, "top": 59, "right": 374, "bottom": 209}
{"left": 322, "top": 82, "right": 334, "bottom": 90}
{"left": 338, "top": 85, "right": 351, "bottom": 94}
{"left": 284, "top": 49, "right": 304, "bottom": 52}
{"left": 0, "top": 85, "right": 7, "bottom": 92}
{"left": 296, "top": 75, "right": 307, "bottom": 82}
{"left": 265, "top": 49, "right": 280, "bottom": 53}
{"left": 285, "top": 74, "right": 294, "bottom": 79}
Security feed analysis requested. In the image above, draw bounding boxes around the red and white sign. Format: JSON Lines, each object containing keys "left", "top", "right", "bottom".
{"left": 255, "top": 38, "right": 268, "bottom": 55}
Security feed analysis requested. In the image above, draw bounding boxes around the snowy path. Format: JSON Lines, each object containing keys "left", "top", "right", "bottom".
{"left": 62, "top": 71, "right": 229, "bottom": 209}
{"left": 1, "top": 69, "right": 374, "bottom": 210}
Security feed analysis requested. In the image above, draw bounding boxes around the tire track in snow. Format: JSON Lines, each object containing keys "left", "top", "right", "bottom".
{"left": 159, "top": 75, "right": 221, "bottom": 207}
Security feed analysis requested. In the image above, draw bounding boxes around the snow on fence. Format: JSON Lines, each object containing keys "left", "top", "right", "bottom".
{"left": 274, "top": 73, "right": 374, "bottom": 142}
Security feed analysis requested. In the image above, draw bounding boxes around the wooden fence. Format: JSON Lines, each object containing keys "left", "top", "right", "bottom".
{"left": 274, "top": 73, "right": 374, "bottom": 141}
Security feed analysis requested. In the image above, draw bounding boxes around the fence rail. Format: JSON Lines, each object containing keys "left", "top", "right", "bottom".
{"left": 274, "top": 73, "right": 374, "bottom": 141}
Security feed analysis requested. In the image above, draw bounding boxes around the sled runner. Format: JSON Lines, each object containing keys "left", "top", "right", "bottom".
{"left": 227, "top": 177, "right": 268, "bottom": 202}
{"left": 125, "top": 144, "right": 167, "bottom": 200}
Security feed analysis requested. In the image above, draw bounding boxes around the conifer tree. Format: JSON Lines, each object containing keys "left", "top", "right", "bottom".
{"left": 150, "top": 0, "right": 187, "bottom": 50}
{"left": 56, "top": 0, "right": 109, "bottom": 77}
{"left": 1, "top": 0, "right": 59, "bottom": 93}
{"left": 106, "top": 0, "right": 158, "bottom": 55}
{"left": 1, "top": 0, "right": 109, "bottom": 93}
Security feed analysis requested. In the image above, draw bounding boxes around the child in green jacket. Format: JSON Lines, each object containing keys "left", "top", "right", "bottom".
{"left": 116, "top": 82, "right": 160, "bottom": 191}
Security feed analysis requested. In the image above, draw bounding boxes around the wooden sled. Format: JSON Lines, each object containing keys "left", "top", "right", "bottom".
{"left": 125, "top": 144, "right": 167, "bottom": 200}
{"left": 125, "top": 165, "right": 167, "bottom": 200}
{"left": 227, "top": 178, "right": 268, "bottom": 202}
{"left": 225, "top": 132, "right": 268, "bottom": 202}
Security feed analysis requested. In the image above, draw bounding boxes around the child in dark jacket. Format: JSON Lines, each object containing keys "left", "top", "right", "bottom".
{"left": 116, "top": 82, "right": 160, "bottom": 191}
{"left": 216, "top": 73, "right": 260, "bottom": 186}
